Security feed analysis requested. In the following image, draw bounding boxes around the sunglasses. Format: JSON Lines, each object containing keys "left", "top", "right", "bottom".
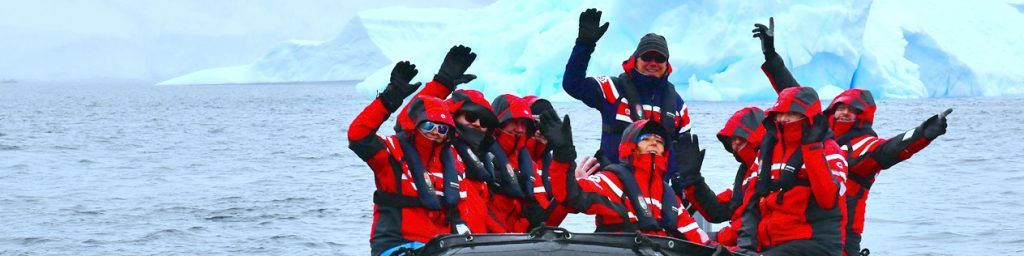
{"left": 638, "top": 133, "right": 663, "bottom": 143}
{"left": 460, "top": 111, "right": 480, "bottom": 123}
{"left": 639, "top": 52, "right": 667, "bottom": 63}
{"left": 419, "top": 121, "right": 450, "bottom": 136}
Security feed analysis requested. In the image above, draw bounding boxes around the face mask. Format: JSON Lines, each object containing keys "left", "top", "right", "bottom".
{"left": 734, "top": 143, "right": 758, "bottom": 165}
{"left": 830, "top": 115, "right": 854, "bottom": 136}
{"left": 632, "top": 152, "right": 668, "bottom": 174}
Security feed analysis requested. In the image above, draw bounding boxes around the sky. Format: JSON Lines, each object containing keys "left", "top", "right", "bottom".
{"left": 0, "top": 0, "right": 493, "bottom": 83}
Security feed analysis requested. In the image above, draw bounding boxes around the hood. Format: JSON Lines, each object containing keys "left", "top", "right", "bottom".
{"left": 523, "top": 95, "right": 554, "bottom": 117}
{"left": 825, "top": 88, "right": 876, "bottom": 135}
{"left": 396, "top": 96, "right": 456, "bottom": 135}
{"left": 617, "top": 119, "right": 668, "bottom": 163}
{"left": 766, "top": 87, "right": 822, "bottom": 122}
{"left": 491, "top": 94, "right": 535, "bottom": 128}
{"left": 445, "top": 89, "right": 499, "bottom": 129}
{"left": 717, "top": 107, "right": 767, "bottom": 154}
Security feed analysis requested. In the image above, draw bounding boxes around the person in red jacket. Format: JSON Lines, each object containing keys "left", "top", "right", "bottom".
{"left": 673, "top": 107, "right": 766, "bottom": 249}
{"left": 541, "top": 113, "right": 710, "bottom": 244}
{"left": 522, "top": 96, "right": 579, "bottom": 227}
{"left": 825, "top": 89, "right": 951, "bottom": 256}
{"left": 486, "top": 94, "right": 551, "bottom": 232}
{"left": 389, "top": 45, "right": 507, "bottom": 235}
{"left": 733, "top": 86, "right": 847, "bottom": 256}
{"left": 753, "top": 19, "right": 952, "bottom": 255}
{"left": 442, "top": 89, "right": 507, "bottom": 234}
{"left": 347, "top": 61, "right": 471, "bottom": 256}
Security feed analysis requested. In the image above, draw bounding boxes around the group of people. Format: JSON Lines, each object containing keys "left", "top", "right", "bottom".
{"left": 347, "top": 9, "right": 952, "bottom": 256}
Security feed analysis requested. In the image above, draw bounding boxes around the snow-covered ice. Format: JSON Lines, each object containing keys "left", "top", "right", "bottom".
{"left": 159, "top": 0, "right": 1024, "bottom": 101}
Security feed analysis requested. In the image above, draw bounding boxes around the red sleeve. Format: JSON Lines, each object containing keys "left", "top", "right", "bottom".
{"left": 801, "top": 141, "right": 843, "bottom": 210}
{"left": 347, "top": 98, "right": 401, "bottom": 192}
{"left": 347, "top": 98, "right": 391, "bottom": 143}
{"left": 674, "top": 200, "right": 710, "bottom": 245}
{"left": 417, "top": 80, "right": 453, "bottom": 99}
{"left": 716, "top": 189, "right": 733, "bottom": 204}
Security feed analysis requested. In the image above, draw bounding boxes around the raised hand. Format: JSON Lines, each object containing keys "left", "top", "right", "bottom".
{"left": 539, "top": 111, "right": 576, "bottom": 162}
{"left": 752, "top": 17, "right": 776, "bottom": 55}
{"left": 434, "top": 45, "right": 478, "bottom": 89}
{"left": 379, "top": 61, "right": 422, "bottom": 112}
{"left": 574, "top": 155, "right": 601, "bottom": 179}
{"left": 577, "top": 8, "right": 610, "bottom": 46}
{"left": 802, "top": 114, "right": 831, "bottom": 145}
{"left": 672, "top": 134, "right": 706, "bottom": 189}
{"left": 922, "top": 108, "right": 953, "bottom": 140}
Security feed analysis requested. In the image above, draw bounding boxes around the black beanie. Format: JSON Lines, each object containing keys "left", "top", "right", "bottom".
{"left": 633, "top": 33, "right": 669, "bottom": 59}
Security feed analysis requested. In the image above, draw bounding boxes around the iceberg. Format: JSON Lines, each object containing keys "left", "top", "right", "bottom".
{"left": 159, "top": 0, "right": 1024, "bottom": 100}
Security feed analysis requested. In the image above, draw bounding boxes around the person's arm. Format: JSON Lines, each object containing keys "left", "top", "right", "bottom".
{"left": 801, "top": 115, "right": 841, "bottom": 210}
{"left": 348, "top": 61, "right": 422, "bottom": 161}
{"left": 674, "top": 201, "right": 711, "bottom": 245}
{"left": 540, "top": 112, "right": 629, "bottom": 217}
{"left": 682, "top": 181, "right": 734, "bottom": 223}
{"left": 754, "top": 17, "right": 800, "bottom": 94}
{"left": 868, "top": 108, "right": 952, "bottom": 169}
{"left": 563, "top": 8, "right": 610, "bottom": 109}
{"left": 427, "top": 45, "right": 478, "bottom": 98}
{"left": 670, "top": 134, "right": 733, "bottom": 222}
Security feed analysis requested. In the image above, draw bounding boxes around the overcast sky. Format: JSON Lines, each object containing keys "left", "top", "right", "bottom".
{"left": 0, "top": 0, "right": 493, "bottom": 83}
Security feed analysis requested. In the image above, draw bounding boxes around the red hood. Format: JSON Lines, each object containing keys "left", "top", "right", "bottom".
{"left": 717, "top": 107, "right": 766, "bottom": 154}
{"left": 825, "top": 88, "right": 876, "bottom": 135}
{"left": 396, "top": 96, "right": 456, "bottom": 135}
{"left": 491, "top": 94, "right": 534, "bottom": 126}
{"left": 622, "top": 55, "right": 673, "bottom": 78}
{"left": 617, "top": 119, "right": 668, "bottom": 163}
{"left": 766, "top": 87, "right": 823, "bottom": 122}
{"left": 445, "top": 89, "right": 499, "bottom": 129}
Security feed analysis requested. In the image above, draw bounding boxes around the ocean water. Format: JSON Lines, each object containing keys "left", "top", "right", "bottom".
{"left": 1, "top": 82, "right": 1021, "bottom": 255}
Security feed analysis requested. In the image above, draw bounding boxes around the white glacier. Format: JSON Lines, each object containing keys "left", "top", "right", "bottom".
{"left": 158, "top": 0, "right": 1024, "bottom": 101}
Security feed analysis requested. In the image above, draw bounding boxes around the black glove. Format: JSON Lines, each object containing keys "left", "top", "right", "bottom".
{"left": 752, "top": 17, "right": 776, "bottom": 56}
{"left": 379, "top": 61, "right": 421, "bottom": 112}
{"left": 922, "top": 108, "right": 952, "bottom": 140}
{"left": 577, "top": 8, "right": 610, "bottom": 46}
{"left": 671, "top": 134, "right": 706, "bottom": 190}
{"left": 801, "top": 114, "right": 831, "bottom": 145}
{"left": 538, "top": 112, "right": 576, "bottom": 162}
{"left": 434, "top": 45, "right": 478, "bottom": 90}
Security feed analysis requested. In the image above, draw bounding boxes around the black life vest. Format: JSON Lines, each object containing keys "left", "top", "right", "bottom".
{"left": 486, "top": 143, "right": 535, "bottom": 199}
{"left": 600, "top": 73, "right": 681, "bottom": 142}
{"left": 372, "top": 134, "right": 460, "bottom": 211}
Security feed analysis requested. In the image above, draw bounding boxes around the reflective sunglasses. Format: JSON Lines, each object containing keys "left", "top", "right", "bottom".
{"left": 419, "top": 121, "right": 450, "bottom": 136}
{"left": 638, "top": 133, "right": 663, "bottom": 143}
{"left": 639, "top": 52, "right": 667, "bottom": 63}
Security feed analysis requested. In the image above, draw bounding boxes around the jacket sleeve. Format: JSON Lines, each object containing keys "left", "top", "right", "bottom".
{"left": 549, "top": 160, "right": 629, "bottom": 217}
{"left": 801, "top": 141, "right": 844, "bottom": 210}
{"left": 761, "top": 52, "right": 800, "bottom": 94}
{"left": 682, "top": 180, "right": 734, "bottom": 223}
{"left": 418, "top": 79, "right": 454, "bottom": 99}
{"left": 674, "top": 200, "right": 711, "bottom": 245}
{"left": 562, "top": 42, "right": 605, "bottom": 109}
{"left": 868, "top": 124, "right": 934, "bottom": 170}
{"left": 347, "top": 98, "right": 392, "bottom": 162}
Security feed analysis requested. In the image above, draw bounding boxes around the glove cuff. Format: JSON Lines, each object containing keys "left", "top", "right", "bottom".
{"left": 552, "top": 147, "right": 577, "bottom": 163}
{"left": 575, "top": 38, "right": 597, "bottom": 48}
{"left": 433, "top": 74, "right": 456, "bottom": 90}
{"left": 379, "top": 89, "right": 402, "bottom": 112}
